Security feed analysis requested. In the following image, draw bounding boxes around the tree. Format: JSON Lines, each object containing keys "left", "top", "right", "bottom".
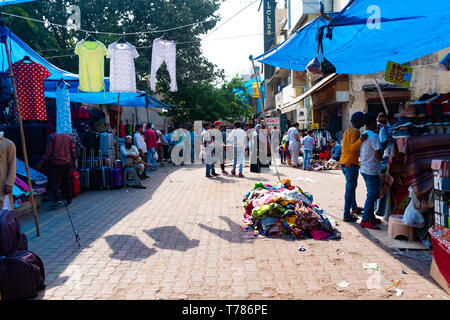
{"left": 3, "top": 0, "right": 223, "bottom": 89}
{"left": 164, "top": 76, "right": 252, "bottom": 123}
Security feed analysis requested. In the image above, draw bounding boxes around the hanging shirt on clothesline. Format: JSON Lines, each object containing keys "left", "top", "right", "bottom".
{"left": 56, "top": 82, "right": 72, "bottom": 134}
{"left": 150, "top": 37, "right": 178, "bottom": 92}
{"left": 75, "top": 40, "right": 107, "bottom": 92}
{"left": 107, "top": 41, "right": 139, "bottom": 93}
{"left": 10, "top": 60, "right": 51, "bottom": 121}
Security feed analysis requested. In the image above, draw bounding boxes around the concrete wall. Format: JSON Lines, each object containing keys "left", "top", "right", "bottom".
{"left": 343, "top": 48, "right": 450, "bottom": 131}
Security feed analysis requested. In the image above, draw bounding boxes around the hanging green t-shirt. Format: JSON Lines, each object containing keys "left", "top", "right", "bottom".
{"left": 75, "top": 40, "right": 107, "bottom": 92}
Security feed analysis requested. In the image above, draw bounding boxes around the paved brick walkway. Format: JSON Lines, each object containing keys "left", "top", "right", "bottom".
{"left": 19, "top": 162, "right": 450, "bottom": 300}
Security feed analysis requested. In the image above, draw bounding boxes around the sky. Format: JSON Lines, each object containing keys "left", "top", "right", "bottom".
{"left": 201, "top": 0, "right": 265, "bottom": 80}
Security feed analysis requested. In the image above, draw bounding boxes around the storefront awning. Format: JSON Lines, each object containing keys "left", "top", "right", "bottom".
{"left": 280, "top": 73, "right": 338, "bottom": 114}
{"left": 0, "top": 0, "right": 36, "bottom": 6}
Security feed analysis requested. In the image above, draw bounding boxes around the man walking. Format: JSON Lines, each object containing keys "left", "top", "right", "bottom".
{"left": 301, "top": 130, "right": 315, "bottom": 171}
{"left": 340, "top": 112, "right": 367, "bottom": 222}
{"left": 287, "top": 123, "right": 301, "bottom": 168}
{"left": 143, "top": 123, "right": 157, "bottom": 171}
{"left": 38, "top": 123, "right": 77, "bottom": 207}
{"left": 359, "top": 113, "right": 383, "bottom": 230}
{"left": 133, "top": 124, "right": 148, "bottom": 180}
{"left": 228, "top": 121, "right": 247, "bottom": 178}
{"left": 202, "top": 122, "right": 219, "bottom": 178}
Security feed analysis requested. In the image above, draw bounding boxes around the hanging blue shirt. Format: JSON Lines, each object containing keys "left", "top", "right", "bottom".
{"left": 56, "top": 83, "right": 72, "bottom": 134}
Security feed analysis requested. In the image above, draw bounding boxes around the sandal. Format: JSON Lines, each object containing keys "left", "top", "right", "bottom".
{"left": 343, "top": 214, "right": 359, "bottom": 222}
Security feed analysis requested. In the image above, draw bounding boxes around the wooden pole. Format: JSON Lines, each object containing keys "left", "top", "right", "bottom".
{"left": 116, "top": 92, "right": 121, "bottom": 158}
{"left": 2, "top": 30, "right": 40, "bottom": 236}
{"left": 250, "top": 56, "right": 281, "bottom": 182}
{"left": 372, "top": 74, "right": 389, "bottom": 115}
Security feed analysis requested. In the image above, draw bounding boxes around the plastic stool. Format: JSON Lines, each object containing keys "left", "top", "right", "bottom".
{"left": 124, "top": 167, "right": 138, "bottom": 187}
{"left": 388, "top": 215, "right": 415, "bottom": 241}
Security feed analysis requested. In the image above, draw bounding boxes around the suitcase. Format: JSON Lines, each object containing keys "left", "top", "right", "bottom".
{"left": 101, "top": 167, "right": 111, "bottom": 190}
{"left": 70, "top": 171, "right": 80, "bottom": 197}
{"left": 89, "top": 168, "right": 102, "bottom": 191}
{"left": 79, "top": 149, "right": 90, "bottom": 190}
{"left": 0, "top": 210, "right": 28, "bottom": 256}
{"left": 0, "top": 250, "right": 45, "bottom": 300}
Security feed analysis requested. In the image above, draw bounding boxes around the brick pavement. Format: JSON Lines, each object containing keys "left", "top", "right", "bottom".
{"left": 18, "top": 162, "right": 450, "bottom": 300}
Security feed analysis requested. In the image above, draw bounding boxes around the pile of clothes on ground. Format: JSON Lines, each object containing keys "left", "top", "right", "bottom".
{"left": 242, "top": 179, "right": 341, "bottom": 240}
{"left": 309, "top": 158, "right": 340, "bottom": 171}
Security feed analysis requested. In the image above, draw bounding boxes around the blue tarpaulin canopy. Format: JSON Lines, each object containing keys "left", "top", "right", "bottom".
{"left": 0, "top": 0, "right": 35, "bottom": 6}
{"left": 254, "top": 0, "right": 450, "bottom": 74}
{"left": 0, "top": 25, "right": 169, "bottom": 108}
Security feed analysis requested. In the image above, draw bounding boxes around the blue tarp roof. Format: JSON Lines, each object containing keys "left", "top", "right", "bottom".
{"left": 254, "top": 0, "right": 450, "bottom": 74}
{"left": 234, "top": 75, "right": 264, "bottom": 113}
{"left": 0, "top": 0, "right": 35, "bottom": 6}
{"left": 0, "top": 26, "right": 169, "bottom": 108}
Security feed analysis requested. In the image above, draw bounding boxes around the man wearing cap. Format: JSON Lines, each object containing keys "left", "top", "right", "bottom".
{"left": 340, "top": 111, "right": 368, "bottom": 222}
{"left": 120, "top": 135, "right": 151, "bottom": 189}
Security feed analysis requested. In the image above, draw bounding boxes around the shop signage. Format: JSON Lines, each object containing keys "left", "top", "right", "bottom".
{"left": 297, "top": 108, "right": 307, "bottom": 123}
{"left": 312, "top": 123, "right": 319, "bottom": 129}
{"left": 263, "top": 0, "right": 276, "bottom": 79}
{"left": 292, "top": 70, "right": 307, "bottom": 88}
{"left": 385, "top": 61, "right": 413, "bottom": 88}
{"left": 252, "top": 82, "right": 260, "bottom": 98}
{"left": 275, "top": 91, "right": 283, "bottom": 108}
{"left": 312, "top": 83, "right": 336, "bottom": 106}
{"left": 266, "top": 117, "right": 280, "bottom": 128}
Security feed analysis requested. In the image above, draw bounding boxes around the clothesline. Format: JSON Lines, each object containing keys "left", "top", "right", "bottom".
{"left": 0, "top": 11, "right": 219, "bottom": 36}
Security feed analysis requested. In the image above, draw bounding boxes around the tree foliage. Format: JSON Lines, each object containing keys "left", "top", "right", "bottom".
{"left": 3, "top": 1, "right": 250, "bottom": 124}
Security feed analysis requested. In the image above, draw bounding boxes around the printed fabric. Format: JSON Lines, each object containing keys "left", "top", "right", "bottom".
{"left": 75, "top": 40, "right": 107, "bottom": 92}
{"left": 150, "top": 38, "right": 178, "bottom": 92}
{"left": 56, "top": 83, "right": 72, "bottom": 134}
{"left": 107, "top": 41, "right": 139, "bottom": 93}
{"left": 11, "top": 60, "right": 51, "bottom": 121}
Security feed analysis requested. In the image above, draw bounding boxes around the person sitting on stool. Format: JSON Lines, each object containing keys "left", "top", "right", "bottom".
{"left": 120, "top": 136, "right": 151, "bottom": 189}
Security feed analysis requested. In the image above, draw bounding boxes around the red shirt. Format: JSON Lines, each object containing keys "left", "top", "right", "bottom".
{"left": 42, "top": 133, "right": 76, "bottom": 165}
{"left": 143, "top": 128, "right": 157, "bottom": 149}
{"left": 10, "top": 61, "right": 51, "bottom": 121}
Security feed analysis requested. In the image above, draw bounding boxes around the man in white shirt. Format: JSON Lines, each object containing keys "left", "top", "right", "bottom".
{"left": 202, "top": 122, "right": 219, "bottom": 177}
{"left": 133, "top": 125, "right": 148, "bottom": 179}
{"left": 301, "top": 130, "right": 315, "bottom": 171}
{"left": 120, "top": 136, "right": 151, "bottom": 189}
{"left": 227, "top": 121, "right": 247, "bottom": 177}
{"left": 287, "top": 123, "right": 301, "bottom": 168}
{"left": 359, "top": 113, "right": 383, "bottom": 230}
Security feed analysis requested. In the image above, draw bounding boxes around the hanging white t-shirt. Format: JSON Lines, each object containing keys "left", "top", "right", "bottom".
{"left": 107, "top": 41, "right": 139, "bottom": 93}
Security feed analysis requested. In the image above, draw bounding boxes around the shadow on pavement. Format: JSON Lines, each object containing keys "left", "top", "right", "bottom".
{"left": 144, "top": 226, "right": 199, "bottom": 252}
{"left": 198, "top": 216, "right": 255, "bottom": 244}
{"left": 104, "top": 235, "right": 157, "bottom": 261}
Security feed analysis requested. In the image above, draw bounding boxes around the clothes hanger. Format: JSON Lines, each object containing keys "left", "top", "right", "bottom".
{"left": 21, "top": 55, "right": 32, "bottom": 62}
{"left": 84, "top": 33, "right": 96, "bottom": 42}
{"left": 57, "top": 78, "right": 71, "bottom": 88}
{"left": 117, "top": 36, "right": 127, "bottom": 44}
{"left": 160, "top": 33, "right": 169, "bottom": 41}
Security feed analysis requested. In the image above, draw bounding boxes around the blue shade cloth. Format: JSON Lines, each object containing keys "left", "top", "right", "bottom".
{"left": 0, "top": 26, "right": 169, "bottom": 108}
{"left": 233, "top": 75, "right": 264, "bottom": 113}
{"left": 0, "top": 0, "right": 35, "bottom": 6}
{"left": 254, "top": 0, "right": 450, "bottom": 74}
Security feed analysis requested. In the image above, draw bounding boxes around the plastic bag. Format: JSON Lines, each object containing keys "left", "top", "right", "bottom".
{"left": 153, "top": 151, "right": 158, "bottom": 161}
{"left": 402, "top": 199, "right": 425, "bottom": 228}
{"left": 3, "top": 194, "right": 12, "bottom": 210}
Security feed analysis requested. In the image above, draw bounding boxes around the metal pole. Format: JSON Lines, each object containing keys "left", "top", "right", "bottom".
{"left": 372, "top": 74, "right": 389, "bottom": 115}
{"left": 250, "top": 56, "right": 281, "bottom": 182}
{"left": 116, "top": 92, "right": 121, "bottom": 158}
{"left": 2, "top": 27, "right": 40, "bottom": 236}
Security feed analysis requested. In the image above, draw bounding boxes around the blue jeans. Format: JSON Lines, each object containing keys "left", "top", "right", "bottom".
{"left": 147, "top": 147, "right": 157, "bottom": 171}
{"left": 303, "top": 150, "right": 312, "bottom": 170}
{"left": 361, "top": 173, "right": 380, "bottom": 223}
{"left": 206, "top": 163, "right": 216, "bottom": 176}
{"left": 233, "top": 146, "right": 244, "bottom": 175}
{"left": 342, "top": 165, "right": 359, "bottom": 219}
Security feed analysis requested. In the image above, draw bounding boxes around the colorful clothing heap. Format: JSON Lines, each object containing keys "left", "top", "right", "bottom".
{"left": 242, "top": 180, "right": 341, "bottom": 240}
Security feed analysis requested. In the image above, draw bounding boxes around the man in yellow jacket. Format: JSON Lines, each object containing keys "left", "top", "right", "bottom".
{"left": 340, "top": 112, "right": 367, "bottom": 222}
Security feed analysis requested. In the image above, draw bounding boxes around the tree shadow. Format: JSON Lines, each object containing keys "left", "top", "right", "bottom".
{"left": 144, "top": 226, "right": 199, "bottom": 252}
{"left": 198, "top": 216, "right": 254, "bottom": 244}
{"left": 104, "top": 235, "right": 157, "bottom": 261}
